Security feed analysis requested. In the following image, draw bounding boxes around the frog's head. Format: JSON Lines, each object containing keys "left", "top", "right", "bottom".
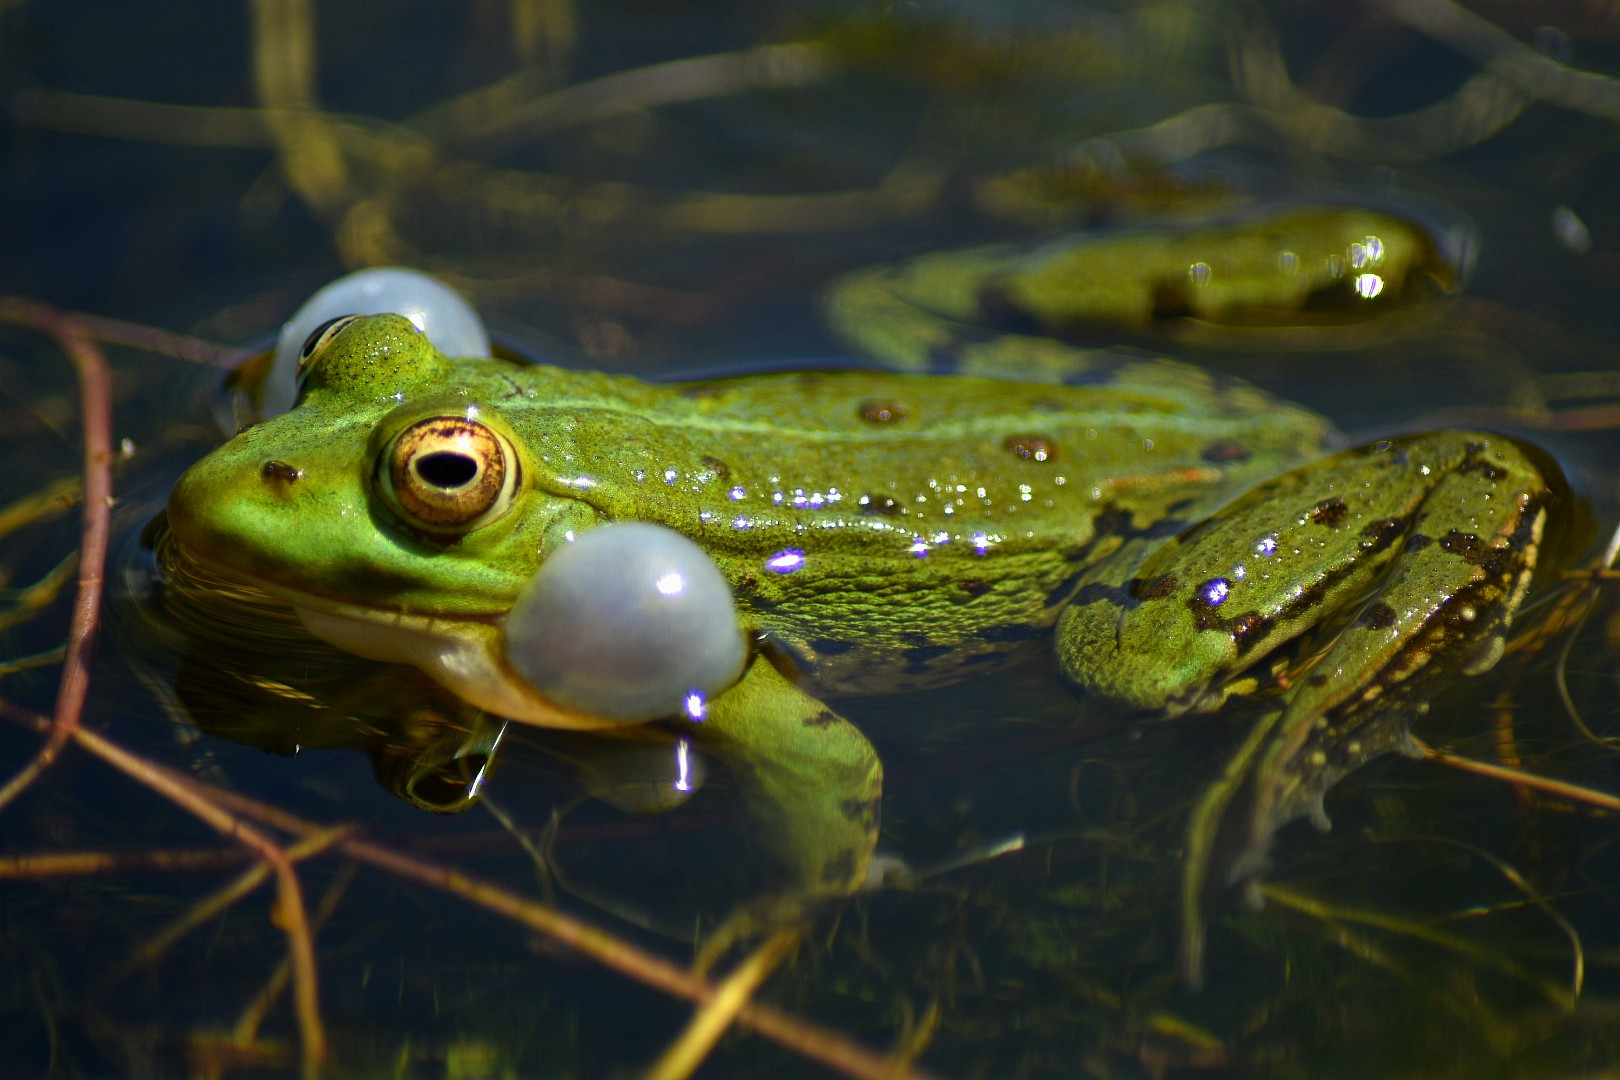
{"left": 168, "top": 310, "right": 747, "bottom": 731}
{"left": 167, "top": 313, "right": 605, "bottom": 727}
{"left": 170, "top": 312, "right": 564, "bottom": 609}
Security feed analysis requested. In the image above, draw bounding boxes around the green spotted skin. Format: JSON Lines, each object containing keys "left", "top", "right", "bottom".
{"left": 165, "top": 210, "right": 1553, "bottom": 925}
{"left": 170, "top": 316, "right": 1340, "bottom": 698}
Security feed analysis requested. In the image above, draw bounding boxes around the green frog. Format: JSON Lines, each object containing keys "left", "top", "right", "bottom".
{"left": 161, "top": 206, "right": 1559, "bottom": 964}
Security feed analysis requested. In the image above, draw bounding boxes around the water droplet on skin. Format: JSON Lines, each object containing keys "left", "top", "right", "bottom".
{"left": 766, "top": 549, "right": 805, "bottom": 573}
{"left": 1196, "top": 578, "right": 1231, "bottom": 608}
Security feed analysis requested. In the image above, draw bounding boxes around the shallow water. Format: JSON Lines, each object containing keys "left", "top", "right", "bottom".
{"left": 5, "top": 3, "right": 1620, "bottom": 1077}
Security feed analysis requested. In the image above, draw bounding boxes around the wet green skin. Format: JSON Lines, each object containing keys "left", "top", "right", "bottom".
{"left": 165, "top": 212, "right": 1550, "bottom": 917}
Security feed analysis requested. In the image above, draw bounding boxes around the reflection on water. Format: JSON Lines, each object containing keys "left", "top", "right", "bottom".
{"left": 5, "top": 2, "right": 1620, "bottom": 1076}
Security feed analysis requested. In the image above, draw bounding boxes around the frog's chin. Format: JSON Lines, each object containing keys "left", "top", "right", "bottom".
{"left": 288, "top": 601, "right": 631, "bottom": 732}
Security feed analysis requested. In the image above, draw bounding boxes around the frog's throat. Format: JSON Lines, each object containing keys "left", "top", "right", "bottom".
{"left": 285, "top": 596, "right": 630, "bottom": 732}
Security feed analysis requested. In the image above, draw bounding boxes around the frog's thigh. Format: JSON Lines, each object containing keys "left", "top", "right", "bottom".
{"left": 687, "top": 656, "right": 882, "bottom": 897}
{"left": 1056, "top": 432, "right": 1549, "bottom": 715}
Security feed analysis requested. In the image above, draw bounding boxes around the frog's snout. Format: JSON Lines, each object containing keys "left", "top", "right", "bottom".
{"left": 167, "top": 446, "right": 310, "bottom": 573}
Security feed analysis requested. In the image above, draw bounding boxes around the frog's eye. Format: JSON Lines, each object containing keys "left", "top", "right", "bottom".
{"left": 296, "top": 314, "right": 365, "bottom": 379}
{"left": 381, "top": 415, "right": 517, "bottom": 532}
{"left": 504, "top": 522, "right": 748, "bottom": 722}
{"left": 268, "top": 267, "right": 491, "bottom": 417}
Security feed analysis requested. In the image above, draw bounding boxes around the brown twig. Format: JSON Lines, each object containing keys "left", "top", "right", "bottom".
{"left": 235, "top": 861, "right": 358, "bottom": 1047}
{"left": 0, "top": 299, "right": 113, "bottom": 812}
{"left": 68, "top": 724, "right": 329, "bottom": 1076}
{"left": 0, "top": 701, "right": 930, "bottom": 1080}
{"left": 0, "top": 847, "right": 249, "bottom": 878}
{"left": 1410, "top": 734, "right": 1620, "bottom": 813}
{"left": 112, "top": 827, "right": 350, "bottom": 985}
{"left": 49, "top": 310, "right": 256, "bottom": 369}
{"left": 643, "top": 925, "right": 805, "bottom": 1080}
{"left": 0, "top": 299, "right": 326, "bottom": 1075}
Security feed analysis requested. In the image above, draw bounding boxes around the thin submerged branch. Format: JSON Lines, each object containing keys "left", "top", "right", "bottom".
{"left": 0, "top": 299, "right": 113, "bottom": 813}
{"left": 0, "top": 700, "right": 932, "bottom": 1080}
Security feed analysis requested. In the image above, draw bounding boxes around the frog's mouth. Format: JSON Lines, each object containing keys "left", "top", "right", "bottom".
{"left": 161, "top": 532, "right": 624, "bottom": 732}
{"left": 289, "top": 599, "right": 625, "bottom": 732}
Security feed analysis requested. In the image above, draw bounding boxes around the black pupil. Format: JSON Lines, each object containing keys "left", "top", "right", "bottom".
{"left": 416, "top": 451, "right": 479, "bottom": 489}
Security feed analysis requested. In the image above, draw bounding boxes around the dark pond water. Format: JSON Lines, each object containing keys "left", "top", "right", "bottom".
{"left": 5, "top": 2, "right": 1620, "bottom": 1077}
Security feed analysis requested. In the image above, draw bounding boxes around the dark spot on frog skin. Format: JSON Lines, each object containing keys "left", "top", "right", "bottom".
{"left": 1201, "top": 440, "right": 1252, "bottom": 464}
{"left": 858, "top": 400, "right": 907, "bottom": 424}
{"left": 839, "top": 796, "right": 881, "bottom": 826}
{"left": 1310, "top": 497, "right": 1349, "bottom": 528}
{"left": 699, "top": 455, "right": 731, "bottom": 482}
{"left": 261, "top": 460, "right": 303, "bottom": 485}
{"left": 1004, "top": 434, "right": 1058, "bottom": 462}
{"left": 1358, "top": 602, "right": 1398, "bottom": 630}
{"left": 804, "top": 709, "right": 840, "bottom": 728}
{"left": 1187, "top": 577, "right": 1234, "bottom": 630}
{"left": 1308, "top": 673, "right": 1329, "bottom": 687}
{"left": 1132, "top": 573, "right": 1179, "bottom": 600}
{"left": 1403, "top": 533, "right": 1434, "bottom": 553}
{"left": 1229, "top": 611, "right": 1275, "bottom": 655}
{"left": 956, "top": 580, "right": 993, "bottom": 599}
{"left": 811, "top": 638, "right": 857, "bottom": 656}
{"left": 1440, "top": 529, "right": 1511, "bottom": 574}
{"left": 1360, "top": 514, "right": 1413, "bottom": 553}
{"left": 1457, "top": 452, "right": 1506, "bottom": 481}
{"left": 821, "top": 849, "right": 859, "bottom": 886}
{"left": 1184, "top": 589, "right": 1281, "bottom": 652}
{"left": 1438, "top": 530, "right": 1488, "bottom": 561}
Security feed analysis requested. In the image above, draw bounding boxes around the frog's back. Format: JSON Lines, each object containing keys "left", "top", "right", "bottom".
{"left": 507, "top": 357, "right": 1333, "bottom": 692}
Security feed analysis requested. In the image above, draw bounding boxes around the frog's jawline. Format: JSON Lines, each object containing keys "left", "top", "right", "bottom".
{"left": 279, "top": 592, "right": 632, "bottom": 732}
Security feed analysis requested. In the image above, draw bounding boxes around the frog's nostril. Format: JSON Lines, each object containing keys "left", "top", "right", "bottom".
{"left": 261, "top": 460, "right": 303, "bottom": 485}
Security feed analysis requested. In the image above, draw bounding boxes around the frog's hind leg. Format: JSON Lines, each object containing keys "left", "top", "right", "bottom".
{"left": 1198, "top": 434, "right": 1553, "bottom": 981}
{"left": 1215, "top": 434, "right": 1551, "bottom": 872}
{"left": 1058, "top": 431, "right": 1560, "bottom": 982}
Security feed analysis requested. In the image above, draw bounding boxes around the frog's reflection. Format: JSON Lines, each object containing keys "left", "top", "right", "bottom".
{"left": 175, "top": 648, "right": 507, "bottom": 813}
{"left": 135, "top": 514, "right": 701, "bottom": 817}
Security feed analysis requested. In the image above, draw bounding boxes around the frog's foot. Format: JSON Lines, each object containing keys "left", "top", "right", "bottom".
{"left": 680, "top": 653, "right": 883, "bottom": 972}
{"left": 1055, "top": 431, "right": 1563, "bottom": 982}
